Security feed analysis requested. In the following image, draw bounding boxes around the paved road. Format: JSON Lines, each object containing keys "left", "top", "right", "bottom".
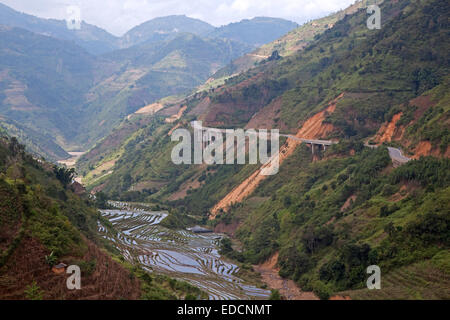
{"left": 364, "top": 143, "right": 411, "bottom": 164}
{"left": 192, "top": 122, "right": 410, "bottom": 164}
{"left": 387, "top": 147, "right": 411, "bottom": 163}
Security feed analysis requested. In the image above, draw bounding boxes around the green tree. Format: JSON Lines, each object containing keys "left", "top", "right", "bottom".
{"left": 53, "top": 166, "right": 75, "bottom": 187}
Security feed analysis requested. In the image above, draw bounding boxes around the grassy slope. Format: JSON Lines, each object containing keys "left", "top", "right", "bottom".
{"left": 205, "top": 0, "right": 449, "bottom": 139}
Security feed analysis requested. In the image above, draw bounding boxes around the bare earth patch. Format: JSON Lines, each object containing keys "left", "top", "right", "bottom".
{"left": 168, "top": 175, "right": 202, "bottom": 201}
{"left": 340, "top": 195, "right": 357, "bottom": 212}
{"left": 253, "top": 252, "right": 318, "bottom": 300}
{"left": 165, "top": 106, "right": 187, "bottom": 123}
{"left": 374, "top": 113, "right": 404, "bottom": 144}
{"left": 135, "top": 102, "right": 164, "bottom": 115}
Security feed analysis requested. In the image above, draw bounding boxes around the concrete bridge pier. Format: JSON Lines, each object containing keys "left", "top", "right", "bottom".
{"left": 309, "top": 143, "right": 328, "bottom": 154}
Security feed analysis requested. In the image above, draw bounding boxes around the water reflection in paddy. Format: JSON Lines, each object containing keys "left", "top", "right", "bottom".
{"left": 98, "top": 207, "right": 270, "bottom": 300}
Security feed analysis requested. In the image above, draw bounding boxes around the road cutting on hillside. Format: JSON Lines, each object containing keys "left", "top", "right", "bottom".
{"left": 210, "top": 93, "right": 344, "bottom": 218}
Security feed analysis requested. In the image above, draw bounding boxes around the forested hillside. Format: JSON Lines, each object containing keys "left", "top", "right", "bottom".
{"left": 0, "top": 135, "right": 205, "bottom": 299}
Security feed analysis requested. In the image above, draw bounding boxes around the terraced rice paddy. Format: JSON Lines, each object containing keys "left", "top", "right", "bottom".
{"left": 98, "top": 204, "right": 270, "bottom": 300}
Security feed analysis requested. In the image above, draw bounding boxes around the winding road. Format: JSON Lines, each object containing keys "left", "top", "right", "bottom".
{"left": 190, "top": 121, "right": 337, "bottom": 146}
{"left": 387, "top": 147, "right": 411, "bottom": 164}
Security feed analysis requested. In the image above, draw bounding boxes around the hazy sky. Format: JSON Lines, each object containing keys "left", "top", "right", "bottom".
{"left": 0, "top": 0, "right": 357, "bottom": 36}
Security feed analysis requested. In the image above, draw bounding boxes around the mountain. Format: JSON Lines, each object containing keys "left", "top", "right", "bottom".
{"left": 75, "top": 33, "right": 252, "bottom": 147}
{"left": 76, "top": 0, "right": 450, "bottom": 300}
{"left": 0, "top": 1, "right": 298, "bottom": 55}
{"left": 120, "top": 15, "right": 298, "bottom": 49}
{"left": 0, "top": 116, "right": 69, "bottom": 161}
{"left": 207, "top": 17, "right": 298, "bottom": 47}
{"left": 0, "top": 3, "right": 118, "bottom": 55}
{"left": 211, "top": 1, "right": 364, "bottom": 80}
{"left": 120, "top": 15, "right": 215, "bottom": 48}
{"left": 0, "top": 24, "right": 252, "bottom": 154}
{"left": 0, "top": 3, "right": 300, "bottom": 56}
{"left": 1, "top": 5, "right": 300, "bottom": 154}
{"left": 0, "top": 25, "right": 105, "bottom": 152}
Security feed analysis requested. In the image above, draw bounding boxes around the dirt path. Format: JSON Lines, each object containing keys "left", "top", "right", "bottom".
{"left": 253, "top": 252, "right": 318, "bottom": 300}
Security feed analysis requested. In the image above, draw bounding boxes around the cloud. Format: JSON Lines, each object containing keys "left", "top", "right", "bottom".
{"left": 0, "top": 0, "right": 356, "bottom": 36}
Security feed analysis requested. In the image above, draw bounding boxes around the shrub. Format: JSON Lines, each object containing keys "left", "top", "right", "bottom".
{"left": 269, "top": 289, "right": 282, "bottom": 300}
{"left": 44, "top": 251, "right": 57, "bottom": 266}
{"left": 312, "top": 280, "right": 332, "bottom": 300}
{"left": 24, "top": 281, "right": 44, "bottom": 300}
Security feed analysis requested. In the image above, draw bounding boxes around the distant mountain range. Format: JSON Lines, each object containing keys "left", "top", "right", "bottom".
{"left": 119, "top": 15, "right": 215, "bottom": 48}
{"left": 0, "top": 3, "right": 297, "bottom": 55}
{"left": 206, "top": 17, "right": 298, "bottom": 47}
{"left": 0, "top": 3, "right": 118, "bottom": 55}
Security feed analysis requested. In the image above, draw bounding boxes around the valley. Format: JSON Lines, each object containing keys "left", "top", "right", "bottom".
{"left": 0, "top": 0, "right": 449, "bottom": 302}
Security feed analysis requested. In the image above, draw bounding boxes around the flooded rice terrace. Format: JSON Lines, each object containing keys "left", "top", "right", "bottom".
{"left": 98, "top": 202, "right": 270, "bottom": 300}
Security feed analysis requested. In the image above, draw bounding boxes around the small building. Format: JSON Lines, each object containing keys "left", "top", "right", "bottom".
{"left": 52, "top": 263, "right": 67, "bottom": 274}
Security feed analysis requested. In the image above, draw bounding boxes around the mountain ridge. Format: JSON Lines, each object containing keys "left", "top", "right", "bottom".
{"left": 0, "top": 3, "right": 118, "bottom": 55}
{"left": 0, "top": 3, "right": 299, "bottom": 54}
